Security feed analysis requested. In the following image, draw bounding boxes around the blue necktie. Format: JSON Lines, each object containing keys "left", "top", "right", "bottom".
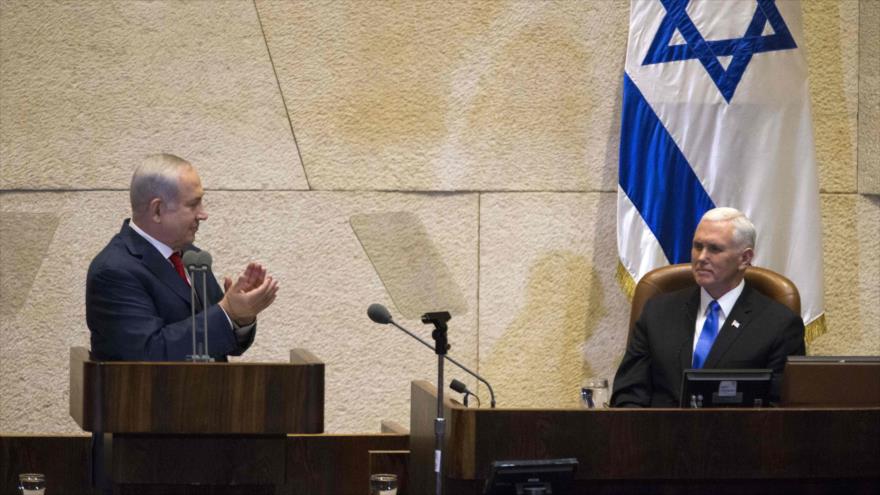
{"left": 693, "top": 300, "right": 720, "bottom": 369}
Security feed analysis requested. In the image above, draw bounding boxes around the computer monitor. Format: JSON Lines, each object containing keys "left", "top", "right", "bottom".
{"left": 483, "top": 458, "right": 578, "bottom": 495}
{"left": 680, "top": 369, "right": 772, "bottom": 408}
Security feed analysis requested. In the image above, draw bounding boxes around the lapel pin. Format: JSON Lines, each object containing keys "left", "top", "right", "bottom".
{"left": 732, "top": 320, "right": 740, "bottom": 328}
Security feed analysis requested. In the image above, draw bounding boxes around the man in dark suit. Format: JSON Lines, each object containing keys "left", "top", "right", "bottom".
{"left": 86, "top": 153, "right": 279, "bottom": 361}
{"left": 611, "top": 207, "right": 805, "bottom": 407}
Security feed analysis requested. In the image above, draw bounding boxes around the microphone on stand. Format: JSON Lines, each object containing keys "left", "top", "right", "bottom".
{"left": 367, "top": 303, "right": 496, "bottom": 408}
{"left": 183, "top": 250, "right": 214, "bottom": 361}
{"left": 450, "top": 378, "right": 479, "bottom": 407}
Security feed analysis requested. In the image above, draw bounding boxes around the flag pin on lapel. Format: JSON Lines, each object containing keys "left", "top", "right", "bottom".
{"left": 732, "top": 320, "right": 741, "bottom": 328}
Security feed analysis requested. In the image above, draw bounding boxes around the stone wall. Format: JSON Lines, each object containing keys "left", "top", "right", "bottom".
{"left": 1, "top": 0, "right": 876, "bottom": 434}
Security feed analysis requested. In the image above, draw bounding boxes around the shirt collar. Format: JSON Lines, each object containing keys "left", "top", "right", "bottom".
{"left": 129, "top": 219, "right": 176, "bottom": 260}
{"left": 699, "top": 278, "right": 745, "bottom": 318}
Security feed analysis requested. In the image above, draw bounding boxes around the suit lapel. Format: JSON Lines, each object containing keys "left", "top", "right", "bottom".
{"left": 704, "top": 284, "right": 756, "bottom": 368}
{"left": 121, "top": 221, "right": 193, "bottom": 305}
{"left": 679, "top": 288, "right": 700, "bottom": 372}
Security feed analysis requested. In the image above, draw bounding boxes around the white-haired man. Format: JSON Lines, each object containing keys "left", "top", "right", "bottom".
{"left": 86, "top": 153, "right": 278, "bottom": 360}
{"left": 611, "top": 207, "right": 805, "bottom": 407}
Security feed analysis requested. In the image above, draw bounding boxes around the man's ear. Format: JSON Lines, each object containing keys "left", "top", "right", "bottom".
{"left": 740, "top": 247, "right": 754, "bottom": 268}
{"left": 148, "top": 198, "right": 163, "bottom": 223}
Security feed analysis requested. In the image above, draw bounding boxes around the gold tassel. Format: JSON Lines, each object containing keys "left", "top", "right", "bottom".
{"left": 616, "top": 260, "right": 636, "bottom": 300}
{"left": 804, "top": 314, "right": 827, "bottom": 349}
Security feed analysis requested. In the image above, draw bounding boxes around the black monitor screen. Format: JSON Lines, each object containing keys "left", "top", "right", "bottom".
{"left": 680, "top": 368, "right": 772, "bottom": 408}
{"left": 483, "top": 458, "right": 578, "bottom": 495}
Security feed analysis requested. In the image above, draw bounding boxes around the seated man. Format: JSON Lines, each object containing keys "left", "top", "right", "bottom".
{"left": 86, "top": 153, "right": 279, "bottom": 361}
{"left": 611, "top": 207, "right": 805, "bottom": 407}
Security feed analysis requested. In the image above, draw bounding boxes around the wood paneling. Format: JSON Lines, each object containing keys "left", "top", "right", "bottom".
{"left": 287, "top": 434, "right": 408, "bottom": 495}
{"left": 369, "top": 450, "right": 410, "bottom": 495}
{"left": 111, "top": 435, "right": 285, "bottom": 484}
{"left": 69, "top": 347, "right": 324, "bottom": 434}
{"left": 0, "top": 435, "right": 96, "bottom": 495}
{"left": 782, "top": 360, "right": 880, "bottom": 407}
{"left": 410, "top": 380, "right": 880, "bottom": 494}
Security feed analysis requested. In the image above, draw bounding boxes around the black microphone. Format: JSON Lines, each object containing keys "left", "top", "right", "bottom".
{"left": 182, "top": 250, "right": 200, "bottom": 269}
{"left": 450, "top": 378, "right": 476, "bottom": 407}
{"left": 367, "top": 303, "right": 393, "bottom": 324}
{"left": 450, "top": 378, "right": 468, "bottom": 394}
{"left": 182, "top": 250, "right": 212, "bottom": 269}
{"left": 367, "top": 303, "right": 496, "bottom": 407}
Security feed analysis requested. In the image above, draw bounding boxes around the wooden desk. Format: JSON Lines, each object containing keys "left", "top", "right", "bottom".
{"left": 69, "top": 347, "right": 324, "bottom": 493}
{"left": 410, "top": 380, "right": 880, "bottom": 494}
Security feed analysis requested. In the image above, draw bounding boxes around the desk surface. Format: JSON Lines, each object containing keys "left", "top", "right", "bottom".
{"left": 410, "top": 381, "right": 880, "bottom": 494}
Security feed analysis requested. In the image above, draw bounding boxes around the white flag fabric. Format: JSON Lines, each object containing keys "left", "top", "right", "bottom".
{"left": 617, "top": 0, "right": 825, "bottom": 337}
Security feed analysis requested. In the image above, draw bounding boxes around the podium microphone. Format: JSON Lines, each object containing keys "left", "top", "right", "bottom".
{"left": 183, "top": 250, "right": 213, "bottom": 361}
{"left": 367, "top": 303, "right": 496, "bottom": 407}
{"left": 450, "top": 378, "right": 479, "bottom": 407}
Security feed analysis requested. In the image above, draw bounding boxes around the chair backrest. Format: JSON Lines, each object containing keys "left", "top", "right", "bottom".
{"left": 628, "top": 263, "right": 801, "bottom": 338}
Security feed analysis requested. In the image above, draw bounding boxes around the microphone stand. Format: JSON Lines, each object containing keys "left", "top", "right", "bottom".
{"left": 185, "top": 265, "right": 213, "bottom": 362}
{"left": 384, "top": 318, "right": 496, "bottom": 408}
{"left": 422, "top": 311, "right": 451, "bottom": 495}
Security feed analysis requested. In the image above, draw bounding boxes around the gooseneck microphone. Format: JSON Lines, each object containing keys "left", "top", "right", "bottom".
{"left": 367, "top": 303, "right": 392, "bottom": 324}
{"left": 183, "top": 250, "right": 214, "bottom": 361}
{"left": 450, "top": 378, "right": 480, "bottom": 407}
{"left": 367, "top": 303, "right": 496, "bottom": 407}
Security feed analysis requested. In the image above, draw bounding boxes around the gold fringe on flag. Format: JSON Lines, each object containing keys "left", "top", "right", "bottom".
{"left": 616, "top": 260, "right": 636, "bottom": 300}
{"left": 804, "top": 313, "right": 827, "bottom": 348}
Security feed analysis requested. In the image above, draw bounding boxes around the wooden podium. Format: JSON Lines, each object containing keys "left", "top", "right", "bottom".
{"left": 409, "top": 380, "right": 880, "bottom": 494}
{"left": 69, "top": 347, "right": 324, "bottom": 494}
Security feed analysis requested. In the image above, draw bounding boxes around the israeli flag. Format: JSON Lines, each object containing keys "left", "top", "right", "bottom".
{"left": 617, "top": 0, "right": 825, "bottom": 337}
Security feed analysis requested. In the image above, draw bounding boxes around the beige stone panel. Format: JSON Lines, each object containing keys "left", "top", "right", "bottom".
{"left": 479, "top": 192, "right": 629, "bottom": 409}
{"left": 257, "top": 0, "right": 626, "bottom": 191}
{"left": 0, "top": 213, "right": 59, "bottom": 322}
{"left": 0, "top": 0, "right": 307, "bottom": 190}
{"left": 810, "top": 194, "right": 880, "bottom": 355}
{"left": 203, "top": 191, "right": 479, "bottom": 433}
{"left": 803, "top": 0, "right": 859, "bottom": 192}
{"left": 0, "top": 191, "right": 477, "bottom": 433}
{"left": 813, "top": 111, "right": 858, "bottom": 191}
{"left": 0, "top": 192, "right": 128, "bottom": 434}
{"left": 859, "top": 0, "right": 880, "bottom": 194}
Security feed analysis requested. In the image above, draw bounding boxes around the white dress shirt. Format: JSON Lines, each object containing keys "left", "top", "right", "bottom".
{"left": 693, "top": 278, "right": 745, "bottom": 353}
{"left": 129, "top": 220, "right": 254, "bottom": 340}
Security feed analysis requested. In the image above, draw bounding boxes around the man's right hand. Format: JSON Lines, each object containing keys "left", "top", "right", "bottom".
{"left": 218, "top": 262, "right": 279, "bottom": 326}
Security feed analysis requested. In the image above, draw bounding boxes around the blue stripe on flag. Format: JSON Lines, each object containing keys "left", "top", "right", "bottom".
{"left": 618, "top": 73, "right": 715, "bottom": 264}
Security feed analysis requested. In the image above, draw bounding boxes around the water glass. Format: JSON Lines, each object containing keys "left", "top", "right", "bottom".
{"left": 370, "top": 473, "right": 398, "bottom": 495}
{"left": 19, "top": 473, "right": 46, "bottom": 495}
{"left": 581, "top": 378, "right": 610, "bottom": 408}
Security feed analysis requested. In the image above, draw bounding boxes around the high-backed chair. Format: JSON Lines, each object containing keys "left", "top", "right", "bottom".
{"left": 628, "top": 263, "right": 801, "bottom": 340}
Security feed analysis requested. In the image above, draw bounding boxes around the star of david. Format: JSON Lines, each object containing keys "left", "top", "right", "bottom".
{"left": 642, "top": 0, "right": 797, "bottom": 102}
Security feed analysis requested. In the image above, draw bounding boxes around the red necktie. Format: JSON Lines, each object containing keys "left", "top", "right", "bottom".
{"left": 169, "top": 252, "right": 190, "bottom": 286}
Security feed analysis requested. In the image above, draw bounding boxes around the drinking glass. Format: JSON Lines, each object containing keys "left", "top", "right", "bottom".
{"left": 18, "top": 473, "right": 46, "bottom": 495}
{"left": 370, "top": 473, "right": 398, "bottom": 495}
{"left": 581, "top": 378, "right": 610, "bottom": 408}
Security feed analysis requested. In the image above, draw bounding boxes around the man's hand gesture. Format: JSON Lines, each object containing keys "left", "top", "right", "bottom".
{"left": 218, "top": 262, "right": 279, "bottom": 326}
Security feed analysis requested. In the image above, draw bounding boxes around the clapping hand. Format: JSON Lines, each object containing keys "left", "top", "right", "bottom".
{"left": 218, "top": 262, "right": 279, "bottom": 326}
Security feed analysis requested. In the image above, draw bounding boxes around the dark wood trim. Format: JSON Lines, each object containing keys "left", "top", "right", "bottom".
{"left": 410, "top": 380, "right": 880, "bottom": 494}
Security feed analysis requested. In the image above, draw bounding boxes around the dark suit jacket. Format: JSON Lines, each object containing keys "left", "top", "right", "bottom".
{"left": 611, "top": 283, "right": 805, "bottom": 407}
{"left": 86, "top": 219, "right": 255, "bottom": 361}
